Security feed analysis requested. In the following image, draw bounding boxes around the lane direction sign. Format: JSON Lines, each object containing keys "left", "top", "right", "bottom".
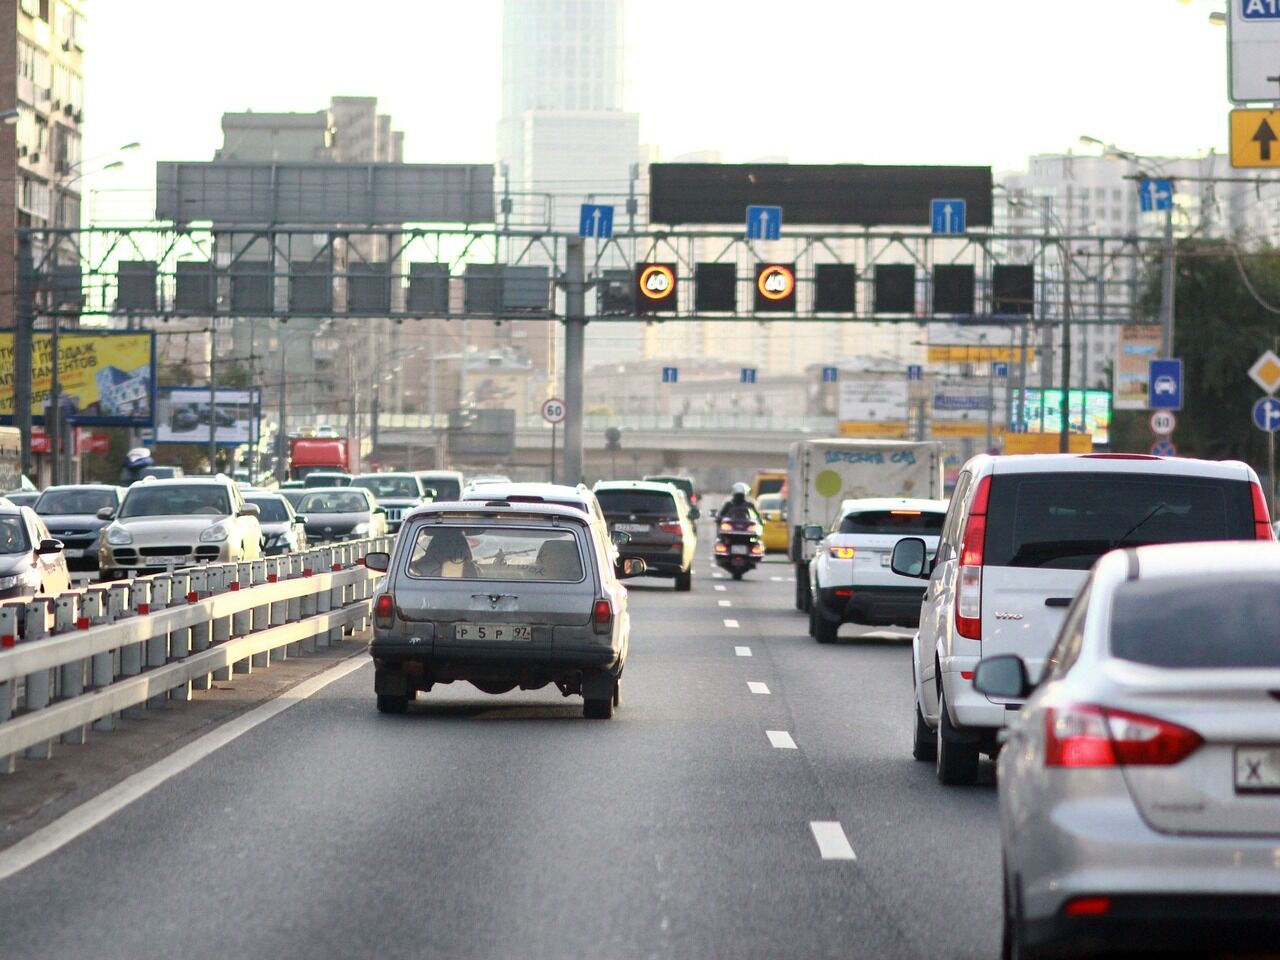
{"left": 578, "top": 204, "right": 614, "bottom": 239}
{"left": 821, "top": 366, "right": 839, "bottom": 383}
{"left": 991, "top": 361, "right": 1009, "bottom": 378}
{"left": 1148, "top": 358, "right": 1183, "bottom": 410}
{"left": 740, "top": 367, "right": 758, "bottom": 384}
{"left": 906, "top": 364, "right": 923, "bottom": 382}
{"left": 1138, "top": 179, "right": 1173, "bottom": 213}
{"left": 1249, "top": 349, "right": 1280, "bottom": 394}
{"left": 661, "top": 366, "right": 679, "bottom": 384}
{"left": 1254, "top": 396, "right": 1280, "bottom": 432}
{"left": 1230, "top": 109, "right": 1280, "bottom": 168}
{"left": 745, "top": 205, "right": 782, "bottom": 240}
{"left": 1150, "top": 410, "right": 1177, "bottom": 435}
{"left": 930, "top": 199, "right": 966, "bottom": 235}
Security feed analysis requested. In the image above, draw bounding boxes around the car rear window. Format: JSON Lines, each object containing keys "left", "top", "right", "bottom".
{"left": 419, "top": 478, "right": 461, "bottom": 501}
{"left": 246, "top": 498, "right": 290, "bottom": 522}
{"left": 983, "top": 473, "right": 1254, "bottom": 570}
{"left": 756, "top": 477, "right": 785, "bottom": 496}
{"left": 299, "top": 492, "right": 369, "bottom": 514}
{"left": 1111, "top": 576, "right": 1280, "bottom": 668}
{"left": 353, "top": 476, "right": 419, "bottom": 499}
{"left": 595, "top": 490, "right": 677, "bottom": 517}
{"left": 838, "top": 509, "right": 943, "bottom": 535}
{"left": 403, "top": 525, "right": 585, "bottom": 582}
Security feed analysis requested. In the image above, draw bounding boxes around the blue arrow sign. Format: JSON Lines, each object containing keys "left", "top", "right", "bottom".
{"left": 745, "top": 205, "right": 782, "bottom": 240}
{"left": 1138, "top": 179, "right": 1173, "bottom": 213}
{"left": 661, "top": 366, "right": 678, "bottom": 384}
{"left": 578, "top": 203, "right": 614, "bottom": 239}
{"left": 740, "top": 368, "right": 757, "bottom": 384}
{"left": 930, "top": 198, "right": 966, "bottom": 235}
{"left": 1254, "top": 396, "right": 1280, "bottom": 432}
{"left": 906, "top": 364, "right": 923, "bottom": 382}
{"left": 1148, "top": 358, "right": 1183, "bottom": 410}
{"left": 991, "top": 361, "right": 1009, "bottom": 378}
{"left": 821, "top": 366, "right": 839, "bottom": 383}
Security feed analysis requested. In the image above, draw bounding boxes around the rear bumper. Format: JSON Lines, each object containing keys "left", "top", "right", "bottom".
{"left": 370, "top": 636, "right": 622, "bottom": 691}
{"left": 815, "top": 585, "right": 924, "bottom": 627}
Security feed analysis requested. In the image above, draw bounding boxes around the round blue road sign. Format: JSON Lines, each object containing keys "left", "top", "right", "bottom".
{"left": 1253, "top": 397, "right": 1280, "bottom": 433}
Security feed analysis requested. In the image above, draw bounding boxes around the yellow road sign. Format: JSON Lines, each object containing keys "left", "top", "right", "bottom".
{"left": 1230, "top": 109, "right": 1280, "bottom": 168}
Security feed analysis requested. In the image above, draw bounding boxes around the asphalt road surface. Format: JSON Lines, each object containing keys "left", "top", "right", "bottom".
{"left": 0, "top": 543, "right": 1001, "bottom": 960}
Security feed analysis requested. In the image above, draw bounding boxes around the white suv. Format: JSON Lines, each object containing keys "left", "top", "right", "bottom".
{"left": 803, "top": 497, "right": 948, "bottom": 644}
{"left": 891, "top": 453, "right": 1273, "bottom": 785}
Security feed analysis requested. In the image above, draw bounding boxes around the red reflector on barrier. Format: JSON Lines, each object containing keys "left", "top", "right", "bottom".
{"left": 0, "top": 635, "right": 13, "bottom": 648}
{"left": 76, "top": 618, "right": 89, "bottom": 630}
{"left": 332, "top": 563, "right": 342, "bottom": 572}
{"left": 268, "top": 574, "right": 278, "bottom": 583}
{"left": 303, "top": 568, "right": 313, "bottom": 577}
{"left": 229, "top": 582, "right": 240, "bottom": 591}
{"left": 136, "top": 604, "right": 149, "bottom": 615}
{"left": 186, "top": 592, "right": 198, "bottom": 604}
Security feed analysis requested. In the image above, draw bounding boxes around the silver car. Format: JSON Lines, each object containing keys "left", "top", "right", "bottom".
{"left": 366, "top": 501, "right": 645, "bottom": 719}
{"left": 975, "top": 541, "right": 1280, "bottom": 959}
{"left": 243, "top": 492, "right": 308, "bottom": 556}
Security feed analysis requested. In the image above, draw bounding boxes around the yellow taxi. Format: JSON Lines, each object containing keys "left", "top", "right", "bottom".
{"left": 757, "top": 492, "right": 789, "bottom": 553}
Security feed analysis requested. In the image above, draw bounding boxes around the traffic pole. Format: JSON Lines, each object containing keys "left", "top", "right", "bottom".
{"left": 550, "top": 421, "right": 557, "bottom": 485}
{"left": 563, "top": 237, "right": 586, "bottom": 484}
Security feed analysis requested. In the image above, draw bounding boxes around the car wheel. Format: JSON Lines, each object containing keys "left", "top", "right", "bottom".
{"left": 612, "top": 678, "right": 622, "bottom": 708}
{"left": 912, "top": 696, "right": 936, "bottom": 761}
{"left": 807, "top": 603, "right": 816, "bottom": 637}
{"left": 376, "top": 694, "right": 408, "bottom": 715}
{"left": 936, "top": 688, "right": 980, "bottom": 785}
{"left": 675, "top": 569, "right": 692, "bottom": 592}
{"left": 794, "top": 574, "right": 806, "bottom": 611}
{"left": 813, "top": 611, "right": 838, "bottom": 644}
{"left": 583, "top": 696, "right": 613, "bottom": 720}
{"left": 1002, "top": 863, "right": 1039, "bottom": 960}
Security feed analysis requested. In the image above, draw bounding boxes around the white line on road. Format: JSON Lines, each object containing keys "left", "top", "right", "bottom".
{"left": 0, "top": 654, "right": 369, "bottom": 884}
{"left": 723, "top": 619, "right": 740, "bottom": 629}
{"left": 810, "top": 821, "right": 857, "bottom": 860}
{"left": 747, "top": 681, "right": 771, "bottom": 695}
{"left": 734, "top": 646, "right": 752, "bottom": 657}
{"left": 718, "top": 600, "right": 731, "bottom": 607}
{"left": 770, "top": 576, "right": 783, "bottom": 582}
{"left": 766, "top": 730, "right": 797, "bottom": 749}
{"left": 714, "top": 585, "right": 727, "bottom": 592}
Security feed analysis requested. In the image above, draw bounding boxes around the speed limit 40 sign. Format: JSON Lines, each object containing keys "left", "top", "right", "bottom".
{"left": 542, "top": 397, "right": 567, "bottom": 425}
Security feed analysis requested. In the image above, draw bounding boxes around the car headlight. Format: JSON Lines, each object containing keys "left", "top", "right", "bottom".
{"left": 0, "top": 575, "right": 17, "bottom": 589}
{"left": 351, "top": 522, "right": 370, "bottom": 536}
{"left": 199, "top": 524, "right": 229, "bottom": 543}
{"left": 106, "top": 526, "right": 133, "bottom": 545}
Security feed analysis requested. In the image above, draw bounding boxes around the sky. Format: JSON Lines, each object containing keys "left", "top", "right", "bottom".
{"left": 81, "top": 0, "right": 1232, "bottom": 218}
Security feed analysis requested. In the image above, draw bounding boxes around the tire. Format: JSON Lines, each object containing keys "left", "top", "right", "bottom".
{"left": 1002, "top": 863, "right": 1039, "bottom": 960}
{"left": 795, "top": 574, "right": 806, "bottom": 611}
{"left": 675, "top": 569, "right": 692, "bottom": 592}
{"left": 612, "top": 678, "right": 622, "bottom": 708}
{"left": 807, "top": 603, "right": 816, "bottom": 637}
{"left": 797, "top": 563, "right": 812, "bottom": 612}
{"left": 376, "top": 694, "right": 408, "bottom": 715}
{"left": 814, "top": 611, "right": 838, "bottom": 644}
{"left": 583, "top": 696, "right": 613, "bottom": 719}
{"left": 936, "top": 688, "right": 980, "bottom": 785}
{"left": 730, "top": 569, "right": 744, "bottom": 581}
{"left": 912, "top": 697, "right": 936, "bottom": 761}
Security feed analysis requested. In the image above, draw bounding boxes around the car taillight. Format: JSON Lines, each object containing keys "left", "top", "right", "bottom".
{"left": 955, "top": 476, "right": 990, "bottom": 640}
{"left": 659, "top": 521, "right": 683, "bottom": 536}
{"left": 1251, "top": 482, "right": 1273, "bottom": 540}
{"left": 1062, "top": 897, "right": 1112, "bottom": 918}
{"left": 374, "top": 593, "right": 394, "bottom": 629}
{"left": 1044, "top": 704, "right": 1202, "bottom": 768}
{"left": 593, "top": 598, "right": 613, "bottom": 635}
{"left": 829, "top": 546, "right": 856, "bottom": 560}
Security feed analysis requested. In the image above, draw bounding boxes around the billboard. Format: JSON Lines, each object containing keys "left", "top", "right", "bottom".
{"left": 1114, "top": 324, "right": 1162, "bottom": 411}
{"left": 0, "top": 331, "right": 155, "bottom": 427}
{"left": 156, "top": 388, "right": 260, "bottom": 446}
{"left": 931, "top": 377, "right": 1007, "bottom": 438}
{"left": 1018, "top": 388, "right": 1112, "bottom": 444}
{"left": 837, "top": 378, "right": 910, "bottom": 437}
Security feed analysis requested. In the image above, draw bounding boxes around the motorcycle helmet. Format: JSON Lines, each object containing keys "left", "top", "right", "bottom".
{"left": 124, "top": 447, "right": 154, "bottom": 469}
{"left": 731, "top": 482, "right": 748, "bottom": 504}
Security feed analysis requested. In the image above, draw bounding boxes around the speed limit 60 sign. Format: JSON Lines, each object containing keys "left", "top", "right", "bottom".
{"left": 541, "top": 397, "right": 567, "bottom": 425}
{"left": 1150, "top": 410, "right": 1177, "bottom": 436}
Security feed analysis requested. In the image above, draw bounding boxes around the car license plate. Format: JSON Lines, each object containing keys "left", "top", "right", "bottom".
{"left": 730, "top": 544, "right": 748, "bottom": 555}
{"left": 1235, "top": 746, "right": 1280, "bottom": 793}
{"left": 455, "top": 623, "right": 532, "bottom": 642}
{"left": 615, "top": 523, "right": 649, "bottom": 533}
{"left": 146, "top": 557, "right": 178, "bottom": 567}
{"left": 64, "top": 548, "right": 83, "bottom": 558}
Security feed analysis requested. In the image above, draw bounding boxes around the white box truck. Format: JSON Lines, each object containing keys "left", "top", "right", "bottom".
{"left": 788, "top": 438, "right": 944, "bottom": 611}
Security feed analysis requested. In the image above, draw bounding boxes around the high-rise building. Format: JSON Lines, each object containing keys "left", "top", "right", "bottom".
{"left": 0, "top": 0, "right": 86, "bottom": 327}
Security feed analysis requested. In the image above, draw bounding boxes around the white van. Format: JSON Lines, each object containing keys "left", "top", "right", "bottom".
{"left": 891, "top": 453, "right": 1273, "bottom": 785}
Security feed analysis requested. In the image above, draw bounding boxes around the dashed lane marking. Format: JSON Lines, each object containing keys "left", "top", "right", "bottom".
{"left": 747, "top": 681, "right": 771, "bottom": 695}
{"left": 714, "top": 585, "right": 727, "bottom": 592}
{"left": 766, "top": 730, "right": 797, "bottom": 750}
{"left": 723, "top": 619, "right": 740, "bottom": 629}
{"left": 810, "top": 821, "right": 857, "bottom": 860}
{"left": 734, "top": 646, "right": 752, "bottom": 657}
{"left": 718, "top": 600, "right": 732, "bottom": 607}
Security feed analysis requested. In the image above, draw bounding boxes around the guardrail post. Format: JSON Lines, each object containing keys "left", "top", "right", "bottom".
{"left": 250, "top": 560, "right": 271, "bottom": 668}
{"left": 329, "top": 547, "right": 346, "bottom": 644}
{"left": 84, "top": 586, "right": 114, "bottom": 733}
{"left": 55, "top": 593, "right": 88, "bottom": 744}
{"left": 146, "top": 576, "right": 172, "bottom": 708}
{"left": 297, "top": 552, "right": 316, "bottom": 653}
{"left": 263, "top": 558, "right": 290, "bottom": 660}
{"left": 313, "top": 550, "right": 332, "bottom": 649}
{"left": 209, "top": 565, "right": 234, "bottom": 683}
{"left": 117, "top": 580, "right": 150, "bottom": 719}
{"left": 283, "top": 555, "right": 303, "bottom": 655}
{"left": 232, "top": 562, "right": 253, "bottom": 674}
{"left": 23, "top": 599, "right": 54, "bottom": 759}
{"left": 0, "top": 604, "right": 20, "bottom": 772}
{"left": 175, "top": 567, "right": 204, "bottom": 692}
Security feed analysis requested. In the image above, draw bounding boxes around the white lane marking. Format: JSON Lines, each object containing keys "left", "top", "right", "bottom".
{"left": 714, "top": 585, "right": 727, "bottom": 592}
{"left": 747, "top": 681, "right": 771, "bottom": 695}
{"left": 723, "top": 618, "right": 740, "bottom": 629}
{"left": 734, "top": 645, "right": 752, "bottom": 657}
{"left": 770, "top": 576, "right": 783, "bottom": 582}
{"left": 0, "top": 655, "right": 368, "bottom": 883}
{"left": 718, "top": 600, "right": 732, "bottom": 607}
{"left": 767, "top": 730, "right": 797, "bottom": 750}
{"left": 810, "top": 821, "right": 857, "bottom": 860}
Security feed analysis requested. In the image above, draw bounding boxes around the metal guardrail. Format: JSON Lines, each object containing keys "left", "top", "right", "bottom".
{"left": 0, "top": 537, "right": 392, "bottom": 772}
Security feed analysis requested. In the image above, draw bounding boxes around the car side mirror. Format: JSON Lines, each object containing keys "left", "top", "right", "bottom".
{"left": 617, "top": 557, "right": 647, "bottom": 578}
{"left": 688, "top": 506, "right": 700, "bottom": 520}
{"left": 97, "top": 507, "right": 115, "bottom": 521}
{"left": 238, "top": 503, "right": 260, "bottom": 517}
{"left": 37, "top": 538, "right": 63, "bottom": 555}
{"left": 802, "top": 524, "right": 824, "bottom": 542}
{"left": 890, "top": 537, "right": 930, "bottom": 578}
{"left": 294, "top": 515, "right": 308, "bottom": 525}
{"left": 973, "top": 655, "right": 1034, "bottom": 700}
{"left": 364, "top": 552, "right": 390, "bottom": 573}
{"left": 373, "top": 506, "right": 386, "bottom": 515}
{"left": 611, "top": 529, "right": 631, "bottom": 545}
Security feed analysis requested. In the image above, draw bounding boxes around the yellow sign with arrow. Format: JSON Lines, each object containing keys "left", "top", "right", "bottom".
{"left": 1230, "top": 109, "right": 1280, "bottom": 168}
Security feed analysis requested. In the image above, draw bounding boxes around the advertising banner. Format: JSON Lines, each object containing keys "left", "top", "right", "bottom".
{"left": 0, "top": 331, "right": 155, "bottom": 427}
{"left": 156, "top": 388, "right": 260, "bottom": 446}
{"left": 1114, "top": 325, "right": 1162, "bottom": 411}
{"left": 931, "top": 377, "right": 1007, "bottom": 437}
{"left": 1018, "top": 388, "right": 1112, "bottom": 444}
{"left": 837, "top": 377, "right": 909, "bottom": 438}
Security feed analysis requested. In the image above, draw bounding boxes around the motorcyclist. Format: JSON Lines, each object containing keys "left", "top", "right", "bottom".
{"left": 118, "top": 447, "right": 154, "bottom": 486}
{"left": 717, "top": 482, "right": 761, "bottom": 525}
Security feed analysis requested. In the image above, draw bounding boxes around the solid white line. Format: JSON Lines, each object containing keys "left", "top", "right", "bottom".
{"left": 747, "top": 681, "right": 770, "bottom": 695}
{"left": 723, "top": 619, "right": 740, "bottom": 629}
{"left": 718, "top": 600, "right": 732, "bottom": 607}
{"left": 0, "top": 655, "right": 368, "bottom": 884}
{"left": 766, "top": 730, "right": 797, "bottom": 750}
{"left": 714, "top": 585, "right": 727, "bottom": 592}
{"left": 734, "top": 646, "right": 752, "bottom": 657}
{"left": 810, "top": 821, "right": 857, "bottom": 860}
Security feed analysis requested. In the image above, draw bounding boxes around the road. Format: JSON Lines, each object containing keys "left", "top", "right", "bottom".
{"left": 0, "top": 543, "right": 1001, "bottom": 960}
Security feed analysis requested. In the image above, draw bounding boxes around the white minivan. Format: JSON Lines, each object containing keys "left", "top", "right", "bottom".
{"left": 891, "top": 453, "right": 1273, "bottom": 785}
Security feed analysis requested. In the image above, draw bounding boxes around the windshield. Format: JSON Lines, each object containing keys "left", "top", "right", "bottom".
{"left": 418, "top": 477, "right": 461, "bottom": 500}
{"left": 404, "top": 525, "right": 584, "bottom": 582}
{"left": 595, "top": 490, "right": 677, "bottom": 518}
{"left": 299, "top": 492, "right": 369, "bottom": 514}
{"left": 0, "top": 516, "right": 28, "bottom": 554}
{"left": 983, "top": 473, "right": 1254, "bottom": 570}
{"left": 246, "top": 498, "right": 291, "bottom": 523}
{"left": 755, "top": 477, "right": 785, "bottom": 496}
{"left": 1111, "top": 576, "right": 1280, "bottom": 669}
{"left": 838, "top": 509, "right": 944, "bottom": 535}
{"left": 119, "top": 486, "right": 230, "bottom": 518}
{"left": 36, "top": 489, "right": 118, "bottom": 516}
{"left": 353, "top": 476, "right": 420, "bottom": 499}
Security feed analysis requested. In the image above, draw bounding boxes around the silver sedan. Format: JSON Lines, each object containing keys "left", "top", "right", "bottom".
{"left": 976, "top": 541, "right": 1280, "bottom": 959}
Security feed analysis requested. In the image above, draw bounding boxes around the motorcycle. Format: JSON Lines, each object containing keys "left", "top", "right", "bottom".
{"left": 714, "top": 512, "right": 765, "bottom": 580}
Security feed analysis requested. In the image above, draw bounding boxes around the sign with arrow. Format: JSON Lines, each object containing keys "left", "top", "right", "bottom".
{"left": 1230, "top": 109, "right": 1280, "bottom": 168}
{"left": 930, "top": 198, "right": 966, "bottom": 235}
{"left": 1138, "top": 179, "right": 1173, "bottom": 213}
{"left": 578, "top": 204, "right": 614, "bottom": 239}
{"left": 745, "top": 205, "right": 782, "bottom": 240}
